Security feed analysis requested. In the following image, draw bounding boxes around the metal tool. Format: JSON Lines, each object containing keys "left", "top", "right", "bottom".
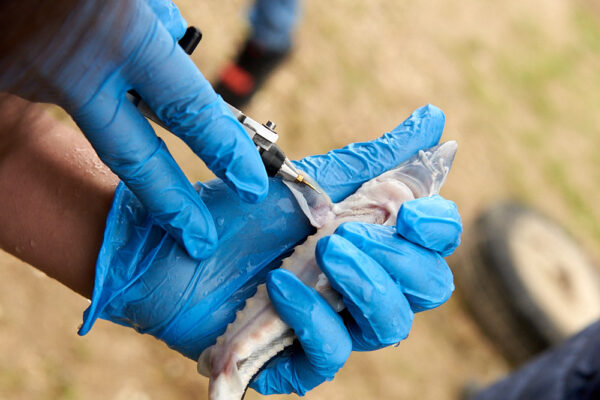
{"left": 226, "top": 104, "right": 318, "bottom": 192}
{"left": 127, "top": 26, "right": 317, "bottom": 192}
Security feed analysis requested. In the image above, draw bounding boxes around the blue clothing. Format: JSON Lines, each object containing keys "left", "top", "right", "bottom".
{"left": 474, "top": 319, "right": 600, "bottom": 400}
{"left": 249, "top": 0, "right": 300, "bottom": 51}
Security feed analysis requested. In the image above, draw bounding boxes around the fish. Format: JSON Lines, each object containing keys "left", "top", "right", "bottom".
{"left": 197, "top": 141, "right": 458, "bottom": 400}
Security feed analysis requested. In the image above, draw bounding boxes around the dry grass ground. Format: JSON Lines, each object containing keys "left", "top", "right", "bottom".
{"left": 1, "top": 0, "right": 600, "bottom": 399}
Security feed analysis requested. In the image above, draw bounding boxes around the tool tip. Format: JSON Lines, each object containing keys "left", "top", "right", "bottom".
{"left": 296, "top": 174, "right": 321, "bottom": 193}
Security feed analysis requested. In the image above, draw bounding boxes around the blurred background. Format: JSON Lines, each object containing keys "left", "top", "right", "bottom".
{"left": 1, "top": 0, "right": 600, "bottom": 398}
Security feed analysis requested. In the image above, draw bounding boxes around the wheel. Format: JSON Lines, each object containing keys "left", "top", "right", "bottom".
{"left": 455, "top": 202, "right": 600, "bottom": 366}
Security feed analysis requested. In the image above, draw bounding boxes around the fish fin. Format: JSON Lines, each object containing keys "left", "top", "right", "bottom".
{"left": 210, "top": 364, "right": 245, "bottom": 400}
{"left": 387, "top": 141, "right": 457, "bottom": 198}
{"left": 284, "top": 174, "right": 333, "bottom": 228}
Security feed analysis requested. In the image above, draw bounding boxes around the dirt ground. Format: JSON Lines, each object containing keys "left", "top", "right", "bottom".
{"left": 1, "top": 0, "right": 600, "bottom": 399}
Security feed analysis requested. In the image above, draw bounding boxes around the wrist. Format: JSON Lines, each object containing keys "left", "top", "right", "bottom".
{"left": 79, "top": 183, "right": 149, "bottom": 336}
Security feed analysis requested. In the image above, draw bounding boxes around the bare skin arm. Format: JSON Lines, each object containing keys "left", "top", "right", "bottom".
{"left": 0, "top": 95, "right": 118, "bottom": 298}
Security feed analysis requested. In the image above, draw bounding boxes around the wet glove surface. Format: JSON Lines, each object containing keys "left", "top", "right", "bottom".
{"left": 0, "top": 0, "right": 268, "bottom": 260}
{"left": 79, "top": 105, "right": 462, "bottom": 396}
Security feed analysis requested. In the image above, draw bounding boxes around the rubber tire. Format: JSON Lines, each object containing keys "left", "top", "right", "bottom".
{"left": 454, "top": 202, "right": 600, "bottom": 366}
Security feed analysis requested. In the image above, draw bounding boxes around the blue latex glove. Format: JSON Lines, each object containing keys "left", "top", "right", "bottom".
{"left": 251, "top": 109, "right": 462, "bottom": 395}
{"left": 0, "top": 0, "right": 268, "bottom": 260}
{"left": 78, "top": 105, "right": 462, "bottom": 395}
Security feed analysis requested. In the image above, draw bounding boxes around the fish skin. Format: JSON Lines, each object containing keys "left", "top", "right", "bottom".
{"left": 198, "top": 141, "right": 458, "bottom": 400}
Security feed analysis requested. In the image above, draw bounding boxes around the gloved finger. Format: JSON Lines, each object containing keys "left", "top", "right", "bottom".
{"left": 334, "top": 222, "right": 454, "bottom": 313}
{"left": 295, "top": 104, "right": 445, "bottom": 202}
{"left": 146, "top": 0, "right": 187, "bottom": 40}
{"left": 72, "top": 90, "right": 217, "bottom": 260}
{"left": 250, "top": 351, "right": 326, "bottom": 396}
{"left": 123, "top": 5, "right": 268, "bottom": 204}
{"left": 397, "top": 195, "right": 462, "bottom": 256}
{"left": 316, "top": 235, "right": 415, "bottom": 351}
{"left": 252, "top": 269, "right": 351, "bottom": 394}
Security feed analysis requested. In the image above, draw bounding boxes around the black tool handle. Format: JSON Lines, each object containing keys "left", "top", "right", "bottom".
{"left": 178, "top": 27, "right": 202, "bottom": 55}
{"left": 259, "top": 144, "right": 286, "bottom": 177}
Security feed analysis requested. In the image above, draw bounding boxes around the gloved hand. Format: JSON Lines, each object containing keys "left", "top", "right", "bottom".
{"left": 78, "top": 105, "right": 462, "bottom": 395}
{"left": 251, "top": 106, "right": 462, "bottom": 395}
{"left": 0, "top": 0, "right": 267, "bottom": 260}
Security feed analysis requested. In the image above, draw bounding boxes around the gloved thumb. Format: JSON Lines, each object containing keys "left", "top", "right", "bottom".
{"left": 294, "top": 104, "right": 445, "bottom": 203}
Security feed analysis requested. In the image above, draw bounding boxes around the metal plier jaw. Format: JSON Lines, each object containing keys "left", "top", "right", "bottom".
{"left": 227, "top": 104, "right": 279, "bottom": 152}
{"left": 227, "top": 105, "right": 317, "bottom": 191}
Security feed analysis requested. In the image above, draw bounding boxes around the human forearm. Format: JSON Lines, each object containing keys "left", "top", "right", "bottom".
{"left": 0, "top": 95, "right": 118, "bottom": 298}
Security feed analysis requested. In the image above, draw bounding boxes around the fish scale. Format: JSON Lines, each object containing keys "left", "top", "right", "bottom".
{"left": 198, "top": 141, "right": 458, "bottom": 400}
